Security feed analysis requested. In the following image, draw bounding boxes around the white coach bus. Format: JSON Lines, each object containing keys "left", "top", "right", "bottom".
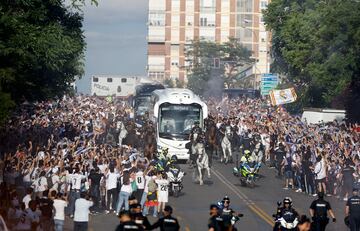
{"left": 151, "top": 88, "right": 208, "bottom": 160}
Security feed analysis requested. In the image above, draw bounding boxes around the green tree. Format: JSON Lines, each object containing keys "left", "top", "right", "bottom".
{"left": 0, "top": 0, "right": 88, "bottom": 122}
{"left": 186, "top": 38, "right": 252, "bottom": 96}
{"left": 264, "top": 0, "right": 360, "bottom": 122}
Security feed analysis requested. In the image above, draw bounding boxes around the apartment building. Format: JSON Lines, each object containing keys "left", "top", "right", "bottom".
{"left": 147, "top": 0, "right": 271, "bottom": 86}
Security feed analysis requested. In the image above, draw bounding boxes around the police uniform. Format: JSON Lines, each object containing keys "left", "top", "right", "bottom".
{"left": 310, "top": 198, "right": 331, "bottom": 231}
{"left": 150, "top": 215, "right": 180, "bottom": 231}
{"left": 221, "top": 208, "right": 234, "bottom": 230}
{"left": 115, "top": 221, "right": 144, "bottom": 231}
{"left": 208, "top": 215, "right": 225, "bottom": 231}
{"left": 347, "top": 195, "right": 360, "bottom": 231}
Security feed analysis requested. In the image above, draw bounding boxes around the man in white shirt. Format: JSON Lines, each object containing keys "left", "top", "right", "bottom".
{"left": 22, "top": 187, "right": 33, "bottom": 209}
{"left": 53, "top": 193, "right": 68, "bottom": 231}
{"left": 155, "top": 173, "right": 170, "bottom": 214}
{"left": 135, "top": 168, "right": 145, "bottom": 203}
{"left": 314, "top": 155, "right": 327, "bottom": 194}
{"left": 105, "top": 167, "right": 119, "bottom": 213}
{"left": 74, "top": 192, "right": 93, "bottom": 231}
{"left": 33, "top": 171, "right": 48, "bottom": 198}
{"left": 68, "top": 168, "right": 85, "bottom": 218}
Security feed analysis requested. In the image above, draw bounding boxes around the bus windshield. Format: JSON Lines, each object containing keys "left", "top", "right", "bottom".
{"left": 159, "top": 103, "right": 202, "bottom": 140}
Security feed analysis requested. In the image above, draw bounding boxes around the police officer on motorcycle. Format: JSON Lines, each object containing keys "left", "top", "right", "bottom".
{"left": 240, "top": 150, "right": 255, "bottom": 167}
{"left": 345, "top": 187, "right": 360, "bottom": 231}
{"left": 220, "top": 196, "right": 243, "bottom": 231}
{"left": 273, "top": 197, "right": 299, "bottom": 231}
{"left": 309, "top": 191, "right": 336, "bottom": 231}
{"left": 208, "top": 204, "right": 225, "bottom": 231}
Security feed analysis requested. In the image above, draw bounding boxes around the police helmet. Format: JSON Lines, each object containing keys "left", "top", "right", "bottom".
{"left": 223, "top": 196, "right": 230, "bottom": 203}
{"left": 283, "top": 197, "right": 292, "bottom": 206}
{"left": 171, "top": 155, "right": 178, "bottom": 162}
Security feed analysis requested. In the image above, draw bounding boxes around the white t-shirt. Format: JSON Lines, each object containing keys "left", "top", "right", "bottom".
{"left": 156, "top": 179, "right": 169, "bottom": 196}
{"left": 33, "top": 176, "right": 47, "bottom": 192}
{"left": 53, "top": 199, "right": 68, "bottom": 220}
{"left": 51, "top": 175, "right": 60, "bottom": 190}
{"left": 106, "top": 172, "right": 119, "bottom": 190}
{"left": 22, "top": 194, "right": 32, "bottom": 209}
{"left": 74, "top": 198, "right": 93, "bottom": 222}
{"left": 71, "top": 173, "right": 85, "bottom": 190}
{"left": 314, "top": 159, "right": 326, "bottom": 180}
{"left": 135, "top": 171, "right": 145, "bottom": 190}
{"left": 120, "top": 177, "right": 133, "bottom": 194}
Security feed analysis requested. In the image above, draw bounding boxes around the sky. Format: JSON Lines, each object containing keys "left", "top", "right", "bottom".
{"left": 76, "top": 0, "right": 148, "bottom": 93}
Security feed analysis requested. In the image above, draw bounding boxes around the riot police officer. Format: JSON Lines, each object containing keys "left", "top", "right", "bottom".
{"left": 346, "top": 188, "right": 360, "bottom": 231}
{"left": 208, "top": 204, "right": 225, "bottom": 231}
{"left": 150, "top": 205, "right": 180, "bottom": 231}
{"left": 309, "top": 192, "right": 336, "bottom": 231}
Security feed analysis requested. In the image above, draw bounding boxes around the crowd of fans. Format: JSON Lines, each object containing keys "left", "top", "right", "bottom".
{"left": 0, "top": 95, "right": 176, "bottom": 231}
{"left": 0, "top": 93, "right": 359, "bottom": 230}
{"left": 206, "top": 96, "right": 360, "bottom": 200}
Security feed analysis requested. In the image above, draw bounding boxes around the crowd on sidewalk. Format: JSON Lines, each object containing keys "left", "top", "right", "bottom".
{"left": 0, "top": 95, "right": 178, "bottom": 231}
{"left": 205, "top": 96, "right": 360, "bottom": 199}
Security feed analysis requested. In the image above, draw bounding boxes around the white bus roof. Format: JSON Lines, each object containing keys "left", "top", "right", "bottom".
{"left": 152, "top": 88, "right": 203, "bottom": 105}
{"left": 152, "top": 88, "right": 208, "bottom": 117}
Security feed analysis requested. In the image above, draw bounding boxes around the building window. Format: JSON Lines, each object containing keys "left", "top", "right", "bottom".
{"left": 107, "top": 78, "right": 112, "bottom": 82}
{"left": 260, "top": 1, "right": 268, "bottom": 9}
{"left": 200, "top": 17, "right": 207, "bottom": 26}
{"left": 121, "top": 78, "right": 127, "bottom": 83}
{"left": 149, "top": 10, "right": 165, "bottom": 26}
{"left": 93, "top": 77, "right": 98, "bottom": 82}
{"left": 117, "top": 86, "right": 121, "bottom": 92}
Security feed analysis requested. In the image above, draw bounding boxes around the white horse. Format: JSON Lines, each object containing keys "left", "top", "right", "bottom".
{"left": 116, "top": 120, "right": 127, "bottom": 146}
{"left": 221, "top": 126, "right": 232, "bottom": 164}
{"left": 194, "top": 143, "right": 211, "bottom": 185}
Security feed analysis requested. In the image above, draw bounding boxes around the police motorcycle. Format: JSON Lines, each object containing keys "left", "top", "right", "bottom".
{"left": 154, "top": 148, "right": 185, "bottom": 197}
{"left": 273, "top": 197, "right": 299, "bottom": 231}
{"left": 217, "top": 196, "right": 244, "bottom": 231}
{"left": 233, "top": 150, "right": 260, "bottom": 188}
{"left": 167, "top": 167, "right": 185, "bottom": 197}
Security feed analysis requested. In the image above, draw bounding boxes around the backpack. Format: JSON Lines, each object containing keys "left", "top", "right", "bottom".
{"left": 148, "top": 179, "right": 157, "bottom": 193}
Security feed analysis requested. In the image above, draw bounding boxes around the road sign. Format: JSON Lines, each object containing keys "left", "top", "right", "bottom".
{"left": 261, "top": 73, "right": 278, "bottom": 96}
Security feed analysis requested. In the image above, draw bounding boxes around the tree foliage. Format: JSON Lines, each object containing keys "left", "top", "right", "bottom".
{"left": 264, "top": 0, "right": 360, "bottom": 121}
{"left": 186, "top": 38, "right": 252, "bottom": 96}
{"left": 0, "top": 0, "right": 87, "bottom": 122}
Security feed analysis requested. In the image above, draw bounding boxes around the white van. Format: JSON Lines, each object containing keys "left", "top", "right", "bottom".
{"left": 301, "top": 108, "right": 345, "bottom": 124}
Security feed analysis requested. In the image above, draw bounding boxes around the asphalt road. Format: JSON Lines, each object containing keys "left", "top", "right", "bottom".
{"left": 64, "top": 158, "right": 348, "bottom": 231}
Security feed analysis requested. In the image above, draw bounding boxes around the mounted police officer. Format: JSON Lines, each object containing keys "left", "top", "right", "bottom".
{"left": 345, "top": 188, "right": 360, "bottom": 231}
{"left": 309, "top": 191, "right": 336, "bottom": 231}
{"left": 188, "top": 121, "right": 204, "bottom": 167}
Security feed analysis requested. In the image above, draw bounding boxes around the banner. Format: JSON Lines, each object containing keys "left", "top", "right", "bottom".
{"left": 270, "top": 88, "right": 297, "bottom": 106}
